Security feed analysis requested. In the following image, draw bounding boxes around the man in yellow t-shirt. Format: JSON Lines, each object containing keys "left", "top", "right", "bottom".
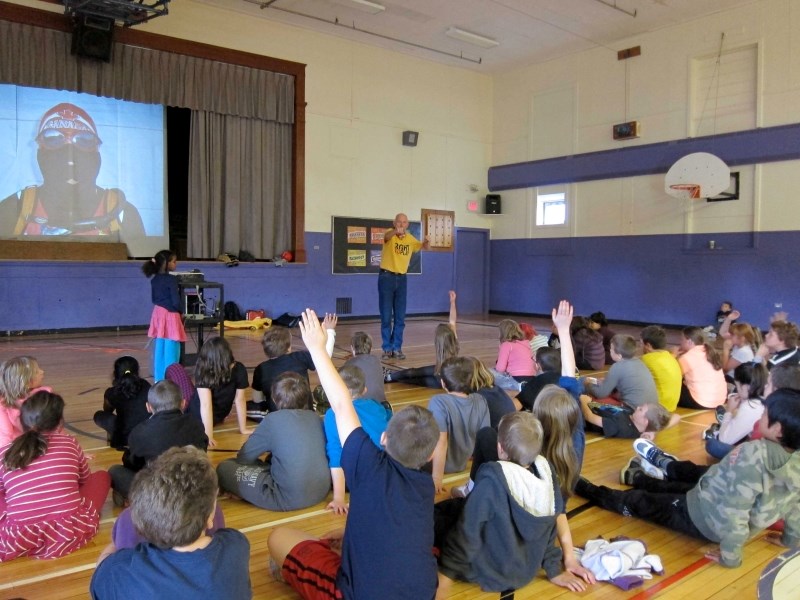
{"left": 378, "top": 213, "right": 428, "bottom": 360}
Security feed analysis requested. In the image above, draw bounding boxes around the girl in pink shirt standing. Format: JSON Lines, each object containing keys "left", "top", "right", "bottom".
{"left": 0, "top": 356, "right": 51, "bottom": 448}
{"left": 493, "top": 319, "right": 536, "bottom": 391}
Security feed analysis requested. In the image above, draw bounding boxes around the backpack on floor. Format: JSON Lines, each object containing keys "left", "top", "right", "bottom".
{"left": 223, "top": 301, "right": 244, "bottom": 321}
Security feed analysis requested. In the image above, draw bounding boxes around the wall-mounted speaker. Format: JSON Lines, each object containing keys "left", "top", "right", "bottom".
{"left": 485, "top": 194, "right": 502, "bottom": 215}
{"left": 402, "top": 130, "right": 418, "bottom": 147}
{"left": 72, "top": 16, "right": 115, "bottom": 62}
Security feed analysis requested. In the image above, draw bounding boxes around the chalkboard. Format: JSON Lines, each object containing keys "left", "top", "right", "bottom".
{"left": 331, "top": 216, "right": 422, "bottom": 275}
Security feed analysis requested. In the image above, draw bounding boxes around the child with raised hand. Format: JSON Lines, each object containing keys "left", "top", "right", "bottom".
{"left": 216, "top": 371, "right": 330, "bottom": 511}
{"left": 429, "top": 356, "right": 490, "bottom": 493}
{"left": 142, "top": 249, "right": 186, "bottom": 382}
{"left": 187, "top": 336, "right": 252, "bottom": 447}
{"left": 582, "top": 388, "right": 800, "bottom": 568}
{"left": 268, "top": 309, "right": 441, "bottom": 600}
{"left": 91, "top": 446, "right": 251, "bottom": 600}
{"left": 324, "top": 364, "right": 391, "bottom": 514}
{"left": 385, "top": 290, "right": 458, "bottom": 388}
{"left": 0, "top": 391, "right": 110, "bottom": 561}
{"left": 436, "top": 412, "right": 592, "bottom": 596}
{"left": 0, "top": 356, "right": 50, "bottom": 447}
{"left": 94, "top": 355, "right": 151, "bottom": 450}
{"left": 249, "top": 313, "right": 337, "bottom": 416}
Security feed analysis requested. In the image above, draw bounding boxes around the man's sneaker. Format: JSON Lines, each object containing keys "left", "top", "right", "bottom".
{"left": 395, "top": 350, "right": 406, "bottom": 360}
{"left": 381, "top": 351, "right": 393, "bottom": 360}
{"left": 620, "top": 457, "right": 646, "bottom": 486}
{"left": 633, "top": 438, "right": 676, "bottom": 472}
{"left": 715, "top": 405, "right": 726, "bottom": 424}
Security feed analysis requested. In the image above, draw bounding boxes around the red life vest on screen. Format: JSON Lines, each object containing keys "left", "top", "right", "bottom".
{"left": 13, "top": 186, "right": 123, "bottom": 236}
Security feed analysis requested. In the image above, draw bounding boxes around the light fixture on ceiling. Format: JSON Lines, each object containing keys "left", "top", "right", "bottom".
{"left": 332, "top": 0, "right": 386, "bottom": 14}
{"left": 445, "top": 27, "right": 499, "bottom": 49}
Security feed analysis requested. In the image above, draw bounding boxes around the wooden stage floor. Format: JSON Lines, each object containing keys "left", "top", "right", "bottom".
{"left": 0, "top": 314, "right": 789, "bottom": 599}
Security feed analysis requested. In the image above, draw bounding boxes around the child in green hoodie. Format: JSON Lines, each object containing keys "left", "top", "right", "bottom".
{"left": 576, "top": 387, "right": 800, "bottom": 568}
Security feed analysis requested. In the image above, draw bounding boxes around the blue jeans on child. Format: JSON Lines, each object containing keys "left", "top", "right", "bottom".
{"left": 378, "top": 270, "right": 407, "bottom": 353}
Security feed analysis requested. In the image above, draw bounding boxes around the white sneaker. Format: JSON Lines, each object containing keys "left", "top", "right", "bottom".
{"left": 450, "top": 479, "right": 474, "bottom": 498}
{"left": 638, "top": 457, "right": 666, "bottom": 480}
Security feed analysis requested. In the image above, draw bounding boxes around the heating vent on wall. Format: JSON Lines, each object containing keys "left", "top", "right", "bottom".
{"left": 336, "top": 297, "right": 353, "bottom": 315}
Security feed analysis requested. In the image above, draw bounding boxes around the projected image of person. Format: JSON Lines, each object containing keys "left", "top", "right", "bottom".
{"left": 0, "top": 102, "right": 145, "bottom": 240}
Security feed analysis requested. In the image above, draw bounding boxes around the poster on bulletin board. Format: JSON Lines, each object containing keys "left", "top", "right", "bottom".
{"left": 331, "top": 216, "right": 422, "bottom": 275}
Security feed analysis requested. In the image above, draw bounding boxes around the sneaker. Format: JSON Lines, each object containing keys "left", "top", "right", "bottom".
{"left": 620, "top": 456, "right": 646, "bottom": 486}
{"left": 246, "top": 409, "right": 268, "bottom": 423}
{"left": 312, "top": 385, "right": 330, "bottom": 415}
{"left": 268, "top": 556, "right": 286, "bottom": 583}
{"left": 715, "top": 405, "right": 726, "bottom": 424}
{"left": 703, "top": 423, "right": 720, "bottom": 441}
{"left": 633, "top": 438, "right": 677, "bottom": 472}
{"left": 450, "top": 479, "right": 474, "bottom": 499}
{"left": 381, "top": 351, "right": 393, "bottom": 360}
{"left": 395, "top": 350, "right": 406, "bottom": 360}
{"left": 383, "top": 367, "right": 393, "bottom": 383}
{"left": 638, "top": 458, "right": 666, "bottom": 480}
{"left": 246, "top": 399, "right": 268, "bottom": 412}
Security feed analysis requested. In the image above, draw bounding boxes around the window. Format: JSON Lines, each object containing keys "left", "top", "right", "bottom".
{"left": 536, "top": 191, "right": 566, "bottom": 226}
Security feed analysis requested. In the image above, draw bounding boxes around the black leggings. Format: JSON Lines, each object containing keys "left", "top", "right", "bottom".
{"left": 388, "top": 365, "right": 440, "bottom": 389}
{"left": 678, "top": 384, "right": 709, "bottom": 409}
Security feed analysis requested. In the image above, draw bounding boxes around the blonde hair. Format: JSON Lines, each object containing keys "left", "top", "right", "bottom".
{"left": 498, "top": 412, "right": 543, "bottom": 467}
{"left": 730, "top": 322, "right": 760, "bottom": 353}
{"left": 498, "top": 319, "right": 525, "bottom": 342}
{"left": 0, "top": 356, "right": 40, "bottom": 408}
{"left": 532, "top": 385, "right": 579, "bottom": 498}
{"left": 467, "top": 356, "right": 494, "bottom": 391}
{"left": 434, "top": 324, "right": 459, "bottom": 375}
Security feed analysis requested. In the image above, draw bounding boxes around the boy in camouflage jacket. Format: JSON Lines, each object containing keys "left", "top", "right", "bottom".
{"left": 576, "top": 388, "right": 800, "bottom": 568}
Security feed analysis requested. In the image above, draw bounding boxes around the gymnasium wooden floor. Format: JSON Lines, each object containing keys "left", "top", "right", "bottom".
{"left": 0, "top": 314, "right": 788, "bottom": 599}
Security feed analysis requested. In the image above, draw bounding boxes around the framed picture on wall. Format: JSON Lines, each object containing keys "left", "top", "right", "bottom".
{"left": 421, "top": 209, "right": 455, "bottom": 252}
{"left": 331, "top": 216, "right": 422, "bottom": 275}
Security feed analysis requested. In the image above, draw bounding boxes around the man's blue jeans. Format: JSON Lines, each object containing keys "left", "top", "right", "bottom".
{"left": 378, "top": 270, "right": 407, "bottom": 353}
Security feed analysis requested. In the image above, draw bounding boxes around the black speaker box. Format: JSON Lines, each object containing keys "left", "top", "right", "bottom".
{"left": 402, "top": 130, "right": 418, "bottom": 147}
{"left": 485, "top": 194, "right": 502, "bottom": 215}
{"left": 72, "top": 16, "right": 115, "bottom": 62}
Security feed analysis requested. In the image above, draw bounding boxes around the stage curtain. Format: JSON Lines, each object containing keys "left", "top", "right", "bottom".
{"left": 0, "top": 20, "right": 294, "bottom": 258}
{"left": 188, "top": 111, "right": 292, "bottom": 259}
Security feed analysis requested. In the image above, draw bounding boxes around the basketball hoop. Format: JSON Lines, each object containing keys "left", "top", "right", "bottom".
{"left": 669, "top": 183, "right": 701, "bottom": 199}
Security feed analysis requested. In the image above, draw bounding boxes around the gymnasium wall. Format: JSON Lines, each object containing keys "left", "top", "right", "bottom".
{"left": 489, "top": 0, "right": 800, "bottom": 327}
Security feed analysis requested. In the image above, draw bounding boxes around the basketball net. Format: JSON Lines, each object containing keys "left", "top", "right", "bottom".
{"left": 669, "top": 183, "right": 701, "bottom": 199}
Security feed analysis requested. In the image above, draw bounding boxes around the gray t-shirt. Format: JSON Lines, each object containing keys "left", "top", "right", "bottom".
{"left": 428, "top": 392, "right": 490, "bottom": 473}
{"left": 345, "top": 354, "right": 387, "bottom": 403}
{"left": 584, "top": 358, "right": 658, "bottom": 407}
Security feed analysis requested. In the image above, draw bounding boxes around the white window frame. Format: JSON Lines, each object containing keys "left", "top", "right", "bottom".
{"left": 536, "top": 191, "right": 567, "bottom": 226}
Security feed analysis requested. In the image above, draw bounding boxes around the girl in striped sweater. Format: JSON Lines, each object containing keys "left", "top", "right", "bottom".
{"left": 0, "top": 391, "right": 110, "bottom": 561}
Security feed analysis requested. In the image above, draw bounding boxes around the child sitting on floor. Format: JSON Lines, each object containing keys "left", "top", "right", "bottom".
{"left": 429, "top": 356, "right": 490, "bottom": 493}
{"left": 343, "top": 331, "right": 386, "bottom": 404}
{"left": 94, "top": 355, "right": 151, "bottom": 450}
{"left": 492, "top": 319, "right": 536, "bottom": 391}
{"left": 324, "top": 365, "right": 392, "bottom": 514}
{"left": 578, "top": 387, "right": 800, "bottom": 568}
{"left": 268, "top": 309, "right": 441, "bottom": 600}
{"left": 1, "top": 391, "right": 110, "bottom": 561}
{"left": 0, "top": 356, "right": 50, "bottom": 448}
{"left": 583, "top": 334, "right": 658, "bottom": 408}
{"left": 109, "top": 380, "right": 208, "bottom": 503}
{"left": 436, "top": 412, "right": 591, "bottom": 595}
{"left": 217, "top": 372, "right": 331, "bottom": 511}
{"left": 249, "top": 315, "right": 337, "bottom": 416}
{"left": 90, "top": 446, "right": 251, "bottom": 599}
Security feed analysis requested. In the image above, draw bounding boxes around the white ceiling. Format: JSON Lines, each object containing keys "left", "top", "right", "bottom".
{"left": 200, "top": 0, "right": 758, "bottom": 72}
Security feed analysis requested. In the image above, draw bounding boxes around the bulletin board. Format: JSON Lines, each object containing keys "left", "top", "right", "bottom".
{"left": 331, "top": 216, "right": 422, "bottom": 275}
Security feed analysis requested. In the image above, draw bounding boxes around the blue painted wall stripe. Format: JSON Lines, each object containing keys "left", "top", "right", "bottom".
{"left": 488, "top": 123, "right": 800, "bottom": 191}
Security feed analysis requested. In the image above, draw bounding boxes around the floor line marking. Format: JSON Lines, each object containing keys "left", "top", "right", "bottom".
{"left": 628, "top": 556, "right": 711, "bottom": 599}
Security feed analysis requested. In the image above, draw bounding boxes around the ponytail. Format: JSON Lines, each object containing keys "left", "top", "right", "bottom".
{"left": 683, "top": 326, "right": 723, "bottom": 370}
{"left": 142, "top": 250, "right": 174, "bottom": 278}
{"left": 704, "top": 342, "right": 724, "bottom": 370}
{"left": 3, "top": 391, "right": 64, "bottom": 470}
{"left": 3, "top": 430, "right": 48, "bottom": 470}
